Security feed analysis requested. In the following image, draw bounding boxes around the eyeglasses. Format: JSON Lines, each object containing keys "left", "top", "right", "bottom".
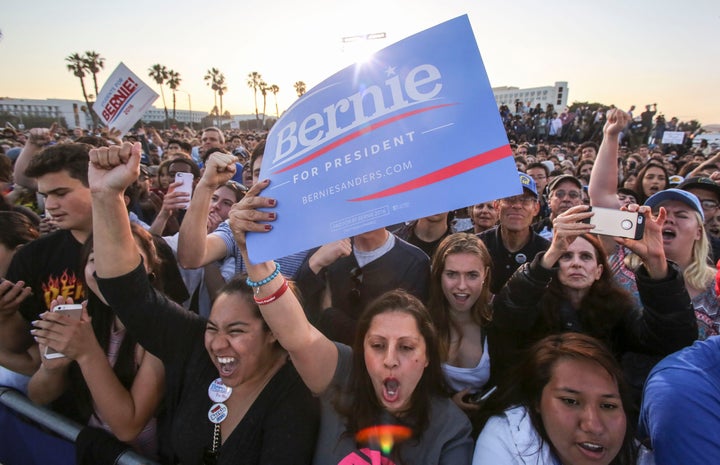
{"left": 500, "top": 196, "right": 536, "bottom": 207}
{"left": 553, "top": 190, "right": 582, "bottom": 200}
{"left": 348, "top": 267, "right": 363, "bottom": 305}
{"left": 700, "top": 199, "right": 719, "bottom": 211}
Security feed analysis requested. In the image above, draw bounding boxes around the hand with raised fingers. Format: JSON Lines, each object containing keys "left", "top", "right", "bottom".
{"left": 27, "top": 123, "right": 57, "bottom": 148}
{"left": 227, "top": 179, "right": 276, "bottom": 251}
{"left": 603, "top": 109, "right": 631, "bottom": 138}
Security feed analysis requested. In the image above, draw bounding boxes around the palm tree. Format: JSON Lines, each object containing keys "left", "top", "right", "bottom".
{"left": 82, "top": 51, "right": 105, "bottom": 98}
{"left": 247, "top": 71, "right": 263, "bottom": 125}
{"left": 270, "top": 84, "right": 280, "bottom": 118}
{"left": 66, "top": 52, "right": 95, "bottom": 128}
{"left": 294, "top": 81, "right": 307, "bottom": 98}
{"left": 166, "top": 70, "right": 182, "bottom": 121}
{"left": 216, "top": 73, "right": 227, "bottom": 122}
{"left": 148, "top": 64, "right": 170, "bottom": 126}
{"left": 259, "top": 81, "right": 269, "bottom": 127}
{"left": 205, "top": 68, "right": 226, "bottom": 127}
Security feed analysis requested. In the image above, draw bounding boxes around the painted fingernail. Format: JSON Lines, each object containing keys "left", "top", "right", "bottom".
{"left": 269, "top": 199, "right": 276, "bottom": 206}
{"left": 268, "top": 213, "right": 276, "bottom": 220}
{"left": 264, "top": 224, "right": 273, "bottom": 231}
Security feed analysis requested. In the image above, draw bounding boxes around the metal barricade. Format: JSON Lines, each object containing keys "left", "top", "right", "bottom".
{"left": 0, "top": 386, "right": 158, "bottom": 465}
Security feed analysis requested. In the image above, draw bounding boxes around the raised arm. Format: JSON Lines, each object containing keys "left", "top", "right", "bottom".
{"left": 227, "top": 179, "right": 338, "bottom": 395}
{"left": 588, "top": 109, "right": 631, "bottom": 209}
{"left": 89, "top": 142, "right": 144, "bottom": 278}
{"left": 176, "top": 152, "right": 236, "bottom": 268}
{"left": 13, "top": 124, "right": 57, "bottom": 190}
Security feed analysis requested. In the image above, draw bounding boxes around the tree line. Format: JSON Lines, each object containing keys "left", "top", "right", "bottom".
{"left": 65, "top": 50, "right": 309, "bottom": 129}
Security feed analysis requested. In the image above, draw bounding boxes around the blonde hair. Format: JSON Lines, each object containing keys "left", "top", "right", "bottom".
{"left": 684, "top": 212, "right": 716, "bottom": 290}
{"left": 625, "top": 211, "right": 714, "bottom": 290}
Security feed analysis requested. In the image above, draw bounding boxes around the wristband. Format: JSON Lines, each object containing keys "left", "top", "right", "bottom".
{"left": 254, "top": 279, "right": 289, "bottom": 305}
{"left": 246, "top": 261, "right": 280, "bottom": 288}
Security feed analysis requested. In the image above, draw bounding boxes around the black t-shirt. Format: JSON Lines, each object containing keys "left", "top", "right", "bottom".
{"left": 6, "top": 229, "right": 85, "bottom": 321}
{"left": 477, "top": 226, "right": 550, "bottom": 294}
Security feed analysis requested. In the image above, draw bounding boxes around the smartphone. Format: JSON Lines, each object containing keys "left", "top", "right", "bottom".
{"left": 173, "top": 172, "right": 194, "bottom": 209}
{"left": 43, "top": 304, "right": 83, "bottom": 359}
{"left": 584, "top": 206, "right": 645, "bottom": 240}
{"left": 464, "top": 386, "right": 497, "bottom": 405}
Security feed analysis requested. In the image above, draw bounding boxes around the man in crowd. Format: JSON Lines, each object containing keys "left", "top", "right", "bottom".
{"left": 533, "top": 174, "right": 584, "bottom": 240}
{"left": 0, "top": 141, "right": 92, "bottom": 375}
{"left": 478, "top": 172, "right": 550, "bottom": 294}
{"left": 296, "top": 227, "right": 430, "bottom": 345}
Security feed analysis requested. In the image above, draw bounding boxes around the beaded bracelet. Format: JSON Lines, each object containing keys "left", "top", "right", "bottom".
{"left": 254, "top": 279, "right": 289, "bottom": 305}
{"left": 246, "top": 261, "right": 281, "bottom": 289}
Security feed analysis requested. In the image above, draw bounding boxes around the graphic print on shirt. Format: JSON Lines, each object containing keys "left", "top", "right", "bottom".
{"left": 41, "top": 269, "right": 84, "bottom": 309}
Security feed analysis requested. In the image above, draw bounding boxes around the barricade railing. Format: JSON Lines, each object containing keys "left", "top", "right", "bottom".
{"left": 0, "top": 386, "right": 158, "bottom": 465}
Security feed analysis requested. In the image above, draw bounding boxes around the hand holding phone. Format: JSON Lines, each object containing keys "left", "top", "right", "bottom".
{"left": 170, "top": 172, "right": 193, "bottom": 209}
{"left": 43, "top": 304, "right": 83, "bottom": 359}
{"left": 582, "top": 206, "right": 645, "bottom": 240}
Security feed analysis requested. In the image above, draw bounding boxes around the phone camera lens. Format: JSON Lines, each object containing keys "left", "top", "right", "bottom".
{"left": 621, "top": 219, "right": 633, "bottom": 230}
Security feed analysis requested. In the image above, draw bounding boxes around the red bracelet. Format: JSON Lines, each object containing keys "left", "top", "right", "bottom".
{"left": 254, "top": 279, "right": 289, "bottom": 305}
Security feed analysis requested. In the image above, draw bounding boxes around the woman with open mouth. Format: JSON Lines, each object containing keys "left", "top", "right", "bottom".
{"left": 86, "top": 142, "right": 320, "bottom": 465}
{"left": 473, "top": 333, "right": 641, "bottom": 465}
{"left": 426, "top": 233, "right": 498, "bottom": 432}
{"left": 227, "top": 179, "right": 474, "bottom": 464}
{"left": 490, "top": 200, "right": 696, "bottom": 404}
{"left": 590, "top": 109, "right": 718, "bottom": 340}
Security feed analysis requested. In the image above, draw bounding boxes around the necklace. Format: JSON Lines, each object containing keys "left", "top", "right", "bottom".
{"left": 203, "top": 358, "right": 282, "bottom": 460}
{"left": 206, "top": 378, "right": 232, "bottom": 459}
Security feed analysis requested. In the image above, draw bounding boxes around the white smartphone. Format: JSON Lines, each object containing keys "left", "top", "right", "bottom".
{"left": 43, "top": 304, "right": 83, "bottom": 359}
{"left": 173, "top": 172, "right": 194, "bottom": 209}
{"left": 583, "top": 206, "right": 645, "bottom": 240}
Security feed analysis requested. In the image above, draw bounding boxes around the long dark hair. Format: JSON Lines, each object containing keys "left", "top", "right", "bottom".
{"left": 631, "top": 162, "right": 668, "bottom": 204}
{"left": 428, "top": 233, "right": 492, "bottom": 360}
{"left": 336, "top": 290, "right": 448, "bottom": 446}
{"left": 479, "top": 333, "right": 637, "bottom": 465}
{"left": 541, "top": 234, "right": 634, "bottom": 354}
{"left": 66, "top": 224, "right": 162, "bottom": 423}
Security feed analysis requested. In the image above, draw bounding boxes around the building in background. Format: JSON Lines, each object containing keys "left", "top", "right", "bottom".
{"left": 0, "top": 98, "right": 90, "bottom": 129}
{"left": 492, "top": 81, "right": 568, "bottom": 113}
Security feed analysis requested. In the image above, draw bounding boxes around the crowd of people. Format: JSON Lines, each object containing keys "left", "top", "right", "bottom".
{"left": 0, "top": 105, "right": 718, "bottom": 465}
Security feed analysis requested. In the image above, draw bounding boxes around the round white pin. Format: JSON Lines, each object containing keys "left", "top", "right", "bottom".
{"left": 208, "top": 378, "right": 232, "bottom": 403}
{"left": 208, "top": 402, "right": 229, "bottom": 424}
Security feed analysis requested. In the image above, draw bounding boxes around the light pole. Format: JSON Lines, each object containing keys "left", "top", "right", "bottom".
{"left": 176, "top": 90, "right": 193, "bottom": 130}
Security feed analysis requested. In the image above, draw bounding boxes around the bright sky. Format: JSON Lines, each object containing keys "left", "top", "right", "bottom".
{"left": 2, "top": 0, "right": 718, "bottom": 124}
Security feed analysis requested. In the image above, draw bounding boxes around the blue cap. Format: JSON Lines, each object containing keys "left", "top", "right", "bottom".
{"left": 518, "top": 171, "right": 538, "bottom": 197}
{"left": 644, "top": 188, "right": 704, "bottom": 221}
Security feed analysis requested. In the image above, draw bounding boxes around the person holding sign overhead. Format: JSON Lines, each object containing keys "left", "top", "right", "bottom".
{"left": 227, "top": 178, "right": 474, "bottom": 464}
{"left": 87, "top": 142, "right": 319, "bottom": 465}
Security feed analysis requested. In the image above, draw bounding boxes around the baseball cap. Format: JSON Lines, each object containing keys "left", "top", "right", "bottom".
{"left": 677, "top": 176, "right": 720, "bottom": 199}
{"left": 668, "top": 175, "right": 684, "bottom": 187}
{"left": 644, "top": 188, "right": 704, "bottom": 221}
{"left": 518, "top": 172, "right": 538, "bottom": 198}
{"left": 548, "top": 174, "right": 582, "bottom": 192}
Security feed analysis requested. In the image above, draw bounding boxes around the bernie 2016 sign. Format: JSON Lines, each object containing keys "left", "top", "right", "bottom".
{"left": 247, "top": 15, "right": 521, "bottom": 263}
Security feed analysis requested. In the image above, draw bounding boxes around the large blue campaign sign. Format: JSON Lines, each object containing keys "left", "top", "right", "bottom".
{"left": 247, "top": 15, "right": 521, "bottom": 263}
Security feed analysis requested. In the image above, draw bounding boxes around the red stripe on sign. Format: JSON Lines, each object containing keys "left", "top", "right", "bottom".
{"left": 272, "top": 103, "right": 457, "bottom": 174}
{"left": 348, "top": 145, "right": 511, "bottom": 202}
